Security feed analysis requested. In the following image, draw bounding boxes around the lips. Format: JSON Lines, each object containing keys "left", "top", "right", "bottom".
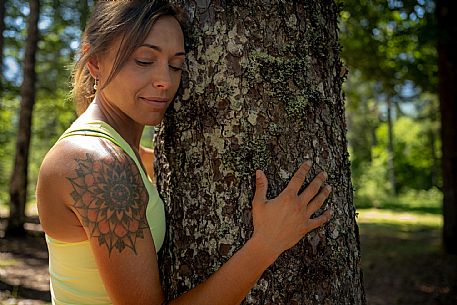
{"left": 140, "top": 97, "right": 169, "bottom": 110}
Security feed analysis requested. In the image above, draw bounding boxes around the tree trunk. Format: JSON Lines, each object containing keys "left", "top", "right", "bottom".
{"left": 0, "top": 0, "right": 6, "bottom": 96}
{"left": 78, "top": 0, "right": 90, "bottom": 32}
{"left": 157, "top": 1, "right": 365, "bottom": 304}
{"left": 386, "top": 95, "right": 396, "bottom": 195}
{"left": 437, "top": 0, "right": 457, "bottom": 254}
{"left": 6, "top": 0, "right": 40, "bottom": 237}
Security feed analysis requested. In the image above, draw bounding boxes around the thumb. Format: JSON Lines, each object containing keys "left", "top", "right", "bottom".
{"left": 253, "top": 170, "right": 268, "bottom": 204}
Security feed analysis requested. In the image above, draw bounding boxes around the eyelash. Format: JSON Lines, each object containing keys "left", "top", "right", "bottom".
{"left": 135, "top": 60, "right": 183, "bottom": 71}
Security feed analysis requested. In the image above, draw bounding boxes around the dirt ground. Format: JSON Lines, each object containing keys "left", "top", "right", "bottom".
{"left": 0, "top": 217, "right": 50, "bottom": 305}
{"left": 1, "top": 216, "right": 457, "bottom": 305}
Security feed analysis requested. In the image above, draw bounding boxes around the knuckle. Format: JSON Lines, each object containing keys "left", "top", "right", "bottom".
{"left": 320, "top": 171, "right": 328, "bottom": 181}
{"left": 284, "top": 189, "right": 297, "bottom": 200}
{"left": 308, "top": 181, "right": 321, "bottom": 193}
{"left": 321, "top": 187, "right": 331, "bottom": 197}
{"left": 315, "top": 194, "right": 326, "bottom": 205}
{"left": 252, "top": 199, "right": 263, "bottom": 207}
{"left": 295, "top": 170, "right": 307, "bottom": 181}
{"left": 313, "top": 175, "right": 325, "bottom": 186}
{"left": 301, "top": 161, "right": 312, "bottom": 172}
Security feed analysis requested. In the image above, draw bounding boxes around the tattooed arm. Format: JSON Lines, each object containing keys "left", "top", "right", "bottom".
{"left": 37, "top": 137, "right": 164, "bottom": 303}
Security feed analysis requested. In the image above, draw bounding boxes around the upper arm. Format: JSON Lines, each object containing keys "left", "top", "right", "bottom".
{"left": 42, "top": 139, "right": 164, "bottom": 305}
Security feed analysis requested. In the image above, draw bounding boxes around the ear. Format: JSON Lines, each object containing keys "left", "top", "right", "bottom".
{"left": 86, "top": 55, "right": 101, "bottom": 80}
{"left": 83, "top": 43, "right": 101, "bottom": 79}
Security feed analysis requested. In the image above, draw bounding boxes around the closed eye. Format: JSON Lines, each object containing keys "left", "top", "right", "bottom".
{"left": 136, "top": 60, "right": 154, "bottom": 66}
{"left": 169, "top": 65, "right": 183, "bottom": 72}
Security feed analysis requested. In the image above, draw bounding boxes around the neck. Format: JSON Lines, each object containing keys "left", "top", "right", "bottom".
{"left": 80, "top": 95, "right": 144, "bottom": 150}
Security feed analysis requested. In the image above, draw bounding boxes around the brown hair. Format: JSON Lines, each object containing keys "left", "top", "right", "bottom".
{"left": 71, "top": 0, "right": 188, "bottom": 115}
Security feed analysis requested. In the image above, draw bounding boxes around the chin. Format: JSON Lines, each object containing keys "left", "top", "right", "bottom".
{"left": 144, "top": 115, "right": 165, "bottom": 126}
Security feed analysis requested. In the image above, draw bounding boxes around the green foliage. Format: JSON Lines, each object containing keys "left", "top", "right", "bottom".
{"left": 0, "top": 99, "right": 17, "bottom": 205}
{"left": 353, "top": 112, "right": 441, "bottom": 207}
{"left": 345, "top": 70, "right": 380, "bottom": 179}
{"left": 27, "top": 91, "right": 77, "bottom": 201}
{"left": 0, "top": 0, "right": 86, "bottom": 204}
{"left": 340, "top": 0, "right": 442, "bottom": 207}
{"left": 339, "top": 0, "right": 437, "bottom": 92}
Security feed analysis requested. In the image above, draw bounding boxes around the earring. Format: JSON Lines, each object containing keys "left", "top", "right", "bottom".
{"left": 93, "top": 78, "right": 99, "bottom": 91}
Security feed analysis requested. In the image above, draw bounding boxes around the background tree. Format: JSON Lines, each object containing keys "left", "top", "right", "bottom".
{"left": 436, "top": 0, "right": 457, "bottom": 254}
{"left": 6, "top": 0, "right": 40, "bottom": 237}
{"left": 0, "top": 0, "right": 24, "bottom": 206}
{"left": 77, "top": 0, "right": 90, "bottom": 32}
{"left": 0, "top": 0, "right": 86, "bottom": 217}
{"left": 0, "top": 0, "right": 6, "bottom": 93}
{"left": 340, "top": 0, "right": 437, "bottom": 195}
{"left": 158, "top": 1, "right": 365, "bottom": 304}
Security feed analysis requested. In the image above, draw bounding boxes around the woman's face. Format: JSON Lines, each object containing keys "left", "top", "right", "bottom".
{"left": 97, "top": 15, "right": 185, "bottom": 126}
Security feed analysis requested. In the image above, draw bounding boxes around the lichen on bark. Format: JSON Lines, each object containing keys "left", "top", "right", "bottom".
{"left": 157, "top": 1, "right": 365, "bottom": 304}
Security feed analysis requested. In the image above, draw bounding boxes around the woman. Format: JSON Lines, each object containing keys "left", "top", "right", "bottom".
{"left": 36, "top": 1, "right": 333, "bottom": 304}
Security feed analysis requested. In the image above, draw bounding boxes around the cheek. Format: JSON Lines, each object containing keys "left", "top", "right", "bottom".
{"left": 108, "top": 69, "right": 145, "bottom": 94}
{"left": 172, "top": 73, "right": 182, "bottom": 91}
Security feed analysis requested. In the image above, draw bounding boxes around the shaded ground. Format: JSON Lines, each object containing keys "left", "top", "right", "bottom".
{"left": 0, "top": 216, "right": 50, "bottom": 305}
{"left": 1, "top": 209, "right": 456, "bottom": 304}
{"left": 359, "top": 217, "right": 457, "bottom": 305}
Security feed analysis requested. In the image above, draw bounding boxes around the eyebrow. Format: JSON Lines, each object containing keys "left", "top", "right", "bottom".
{"left": 141, "top": 43, "right": 185, "bottom": 56}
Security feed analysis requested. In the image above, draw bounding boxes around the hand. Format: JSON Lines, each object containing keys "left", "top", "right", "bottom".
{"left": 251, "top": 160, "right": 333, "bottom": 257}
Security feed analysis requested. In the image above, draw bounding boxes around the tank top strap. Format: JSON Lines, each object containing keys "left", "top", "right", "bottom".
{"left": 59, "top": 120, "right": 149, "bottom": 184}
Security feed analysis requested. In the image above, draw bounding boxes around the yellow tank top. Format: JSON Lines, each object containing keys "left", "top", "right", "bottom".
{"left": 45, "top": 120, "right": 166, "bottom": 305}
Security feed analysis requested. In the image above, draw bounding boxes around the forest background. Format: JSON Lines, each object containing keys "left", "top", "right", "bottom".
{"left": 0, "top": 0, "right": 456, "bottom": 304}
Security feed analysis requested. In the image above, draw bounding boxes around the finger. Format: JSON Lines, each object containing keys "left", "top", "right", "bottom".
{"left": 305, "top": 209, "right": 333, "bottom": 232}
{"left": 299, "top": 171, "right": 327, "bottom": 202}
{"left": 287, "top": 160, "right": 312, "bottom": 193}
{"left": 253, "top": 170, "right": 268, "bottom": 205}
{"left": 305, "top": 185, "right": 332, "bottom": 218}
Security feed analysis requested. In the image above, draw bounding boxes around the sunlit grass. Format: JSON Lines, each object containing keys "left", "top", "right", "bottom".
{"left": 357, "top": 208, "right": 442, "bottom": 228}
{"left": 357, "top": 206, "right": 443, "bottom": 263}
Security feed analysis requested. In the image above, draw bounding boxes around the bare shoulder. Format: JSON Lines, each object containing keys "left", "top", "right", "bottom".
{"left": 37, "top": 136, "right": 149, "bottom": 249}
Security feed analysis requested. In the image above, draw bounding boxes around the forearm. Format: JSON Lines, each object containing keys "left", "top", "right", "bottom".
{"left": 168, "top": 235, "right": 280, "bottom": 305}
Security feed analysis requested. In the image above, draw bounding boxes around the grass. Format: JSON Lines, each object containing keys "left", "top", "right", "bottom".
{"left": 355, "top": 187, "right": 443, "bottom": 215}
{"left": 357, "top": 208, "right": 443, "bottom": 260}
{"left": 357, "top": 208, "right": 442, "bottom": 227}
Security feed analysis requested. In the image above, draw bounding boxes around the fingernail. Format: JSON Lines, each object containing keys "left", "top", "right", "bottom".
{"left": 326, "top": 185, "right": 332, "bottom": 192}
{"left": 305, "top": 160, "right": 312, "bottom": 166}
{"left": 322, "top": 172, "right": 328, "bottom": 179}
{"left": 256, "top": 170, "right": 261, "bottom": 179}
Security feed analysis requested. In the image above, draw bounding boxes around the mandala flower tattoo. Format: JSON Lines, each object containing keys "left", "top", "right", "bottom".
{"left": 67, "top": 151, "right": 149, "bottom": 255}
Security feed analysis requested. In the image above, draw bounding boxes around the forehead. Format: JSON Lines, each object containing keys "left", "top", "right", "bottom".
{"left": 142, "top": 16, "right": 184, "bottom": 51}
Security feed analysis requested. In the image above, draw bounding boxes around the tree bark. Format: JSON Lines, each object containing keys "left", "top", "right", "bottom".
{"left": 158, "top": 1, "right": 365, "bottom": 304}
{"left": 6, "top": 0, "right": 40, "bottom": 237}
{"left": 437, "top": 0, "right": 457, "bottom": 254}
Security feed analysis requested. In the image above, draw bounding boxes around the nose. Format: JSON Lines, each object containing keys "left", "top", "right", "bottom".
{"left": 152, "top": 64, "right": 172, "bottom": 90}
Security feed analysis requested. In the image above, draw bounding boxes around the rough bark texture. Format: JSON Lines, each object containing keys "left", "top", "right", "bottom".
{"left": 157, "top": 1, "right": 365, "bottom": 304}
{"left": 437, "top": 0, "right": 457, "bottom": 255}
{"left": 6, "top": 0, "right": 40, "bottom": 237}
